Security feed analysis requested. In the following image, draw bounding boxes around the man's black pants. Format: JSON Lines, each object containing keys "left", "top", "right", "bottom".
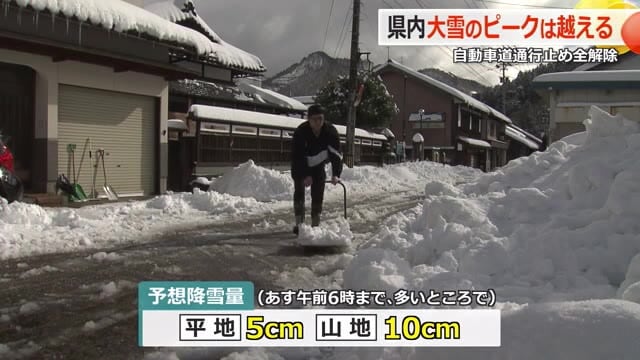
{"left": 293, "top": 172, "right": 325, "bottom": 226}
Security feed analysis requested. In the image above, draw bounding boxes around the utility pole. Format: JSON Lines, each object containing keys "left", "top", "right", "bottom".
{"left": 497, "top": 62, "right": 509, "bottom": 114}
{"left": 345, "top": 0, "right": 360, "bottom": 168}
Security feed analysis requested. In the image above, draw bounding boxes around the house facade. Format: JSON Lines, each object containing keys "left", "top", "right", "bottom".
{"left": 533, "top": 53, "right": 640, "bottom": 142}
{"left": 0, "top": 0, "right": 258, "bottom": 202}
{"left": 375, "top": 60, "right": 512, "bottom": 171}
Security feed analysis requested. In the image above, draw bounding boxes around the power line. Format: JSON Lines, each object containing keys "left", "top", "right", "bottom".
{"left": 334, "top": 4, "right": 352, "bottom": 57}
{"left": 322, "top": 0, "right": 336, "bottom": 52}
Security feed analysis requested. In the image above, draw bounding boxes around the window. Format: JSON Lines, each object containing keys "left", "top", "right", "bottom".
{"left": 283, "top": 130, "right": 295, "bottom": 138}
{"left": 232, "top": 125, "right": 258, "bottom": 135}
{"left": 201, "top": 122, "right": 230, "bottom": 133}
{"left": 259, "top": 128, "right": 281, "bottom": 138}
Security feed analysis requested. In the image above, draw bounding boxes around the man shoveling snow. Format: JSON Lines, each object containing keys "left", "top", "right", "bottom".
{"left": 290, "top": 104, "right": 343, "bottom": 235}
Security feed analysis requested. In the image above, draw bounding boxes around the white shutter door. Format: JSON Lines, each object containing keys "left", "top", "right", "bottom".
{"left": 58, "top": 85, "right": 156, "bottom": 197}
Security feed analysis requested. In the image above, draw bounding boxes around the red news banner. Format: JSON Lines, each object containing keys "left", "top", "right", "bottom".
{"left": 378, "top": 9, "right": 640, "bottom": 48}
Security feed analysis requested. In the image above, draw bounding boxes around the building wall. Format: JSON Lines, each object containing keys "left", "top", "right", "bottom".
{"left": 0, "top": 48, "right": 169, "bottom": 193}
{"left": 378, "top": 70, "right": 453, "bottom": 147}
{"left": 549, "top": 87, "right": 640, "bottom": 141}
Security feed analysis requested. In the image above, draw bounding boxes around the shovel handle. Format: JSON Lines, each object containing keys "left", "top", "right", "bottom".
{"left": 326, "top": 180, "right": 347, "bottom": 219}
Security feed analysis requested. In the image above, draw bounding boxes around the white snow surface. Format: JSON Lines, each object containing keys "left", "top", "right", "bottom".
{"left": 145, "top": 105, "right": 640, "bottom": 360}
{"left": 0, "top": 159, "right": 473, "bottom": 260}
{"left": 8, "top": 105, "right": 640, "bottom": 359}
{"left": 296, "top": 218, "right": 352, "bottom": 247}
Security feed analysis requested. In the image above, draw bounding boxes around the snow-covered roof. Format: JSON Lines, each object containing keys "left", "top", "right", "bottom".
{"left": 458, "top": 136, "right": 491, "bottom": 148}
{"left": 509, "top": 123, "right": 543, "bottom": 143}
{"left": 292, "top": 96, "right": 316, "bottom": 105}
{"left": 190, "top": 105, "right": 387, "bottom": 141}
{"left": 505, "top": 126, "right": 539, "bottom": 150}
{"left": 237, "top": 82, "right": 308, "bottom": 112}
{"left": 533, "top": 70, "right": 640, "bottom": 85}
{"left": 145, "top": 0, "right": 265, "bottom": 73}
{"left": 168, "top": 119, "right": 188, "bottom": 131}
{"left": 412, "top": 133, "right": 424, "bottom": 143}
{"left": 145, "top": 0, "right": 222, "bottom": 43}
{"left": 381, "top": 128, "right": 395, "bottom": 138}
{"left": 376, "top": 60, "right": 512, "bottom": 124}
{"left": 13, "top": 0, "right": 224, "bottom": 56}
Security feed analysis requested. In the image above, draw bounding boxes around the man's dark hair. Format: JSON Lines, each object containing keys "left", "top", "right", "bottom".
{"left": 307, "top": 104, "right": 325, "bottom": 117}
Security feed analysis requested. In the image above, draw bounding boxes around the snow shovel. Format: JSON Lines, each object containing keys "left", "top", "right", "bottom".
{"left": 98, "top": 149, "right": 118, "bottom": 201}
{"left": 295, "top": 180, "right": 350, "bottom": 251}
{"left": 74, "top": 138, "right": 90, "bottom": 202}
{"left": 67, "top": 143, "right": 88, "bottom": 202}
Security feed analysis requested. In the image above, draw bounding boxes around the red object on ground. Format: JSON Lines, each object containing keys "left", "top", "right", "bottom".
{"left": 0, "top": 145, "right": 14, "bottom": 172}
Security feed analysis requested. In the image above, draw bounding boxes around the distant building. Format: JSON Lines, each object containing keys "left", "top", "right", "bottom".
{"left": 505, "top": 124, "right": 542, "bottom": 162}
{"left": 374, "top": 60, "right": 513, "bottom": 171}
{"left": 533, "top": 53, "right": 640, "bottom": 142}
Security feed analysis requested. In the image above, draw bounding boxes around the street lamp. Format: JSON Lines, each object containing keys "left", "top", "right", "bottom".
{"left": 418, "top": 108, "right": 425, "bottom": 129}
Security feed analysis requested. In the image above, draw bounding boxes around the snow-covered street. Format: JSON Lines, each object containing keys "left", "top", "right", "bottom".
{"left": 0, "top": 158, "right": 471, "bottom": 359}
{"left": 3, "top": 106, "right": 640, "bottom": 359}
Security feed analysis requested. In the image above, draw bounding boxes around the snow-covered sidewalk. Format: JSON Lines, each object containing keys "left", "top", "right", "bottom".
{"left": 0, "top": 160, "right": 476, "bottom": 260}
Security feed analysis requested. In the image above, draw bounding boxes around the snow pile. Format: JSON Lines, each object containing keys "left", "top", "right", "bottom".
{"left": 296, "top": 218, "right": 352, "bottom": 247}
{"left": 210, "top": 160, "right": 293, "bottom": 202}
{"left": 346, "top": 106, "right": 640, "bottom": 304}
{"left": 315, "top": 300, "right": 640, "bottom": 360}
{"left": 337, "top": 105, "right": 640, "bottom": 357}
{"left": 208, "top": 159, "right": 479, "bottom": 204}
{"left": 0, "top": 189, "right": 277, "bottom": 260}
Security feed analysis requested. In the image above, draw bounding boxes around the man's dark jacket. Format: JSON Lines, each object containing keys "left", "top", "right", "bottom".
{"left": 291, "top": 121, "right": 343, "bottom": 179}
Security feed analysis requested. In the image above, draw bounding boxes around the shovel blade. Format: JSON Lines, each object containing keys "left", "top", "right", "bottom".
{"left": 72, "top": 184, "right": 88, "bottom": 201}
{"left": 103, "top": 185, "right": 118, "bottom": 201}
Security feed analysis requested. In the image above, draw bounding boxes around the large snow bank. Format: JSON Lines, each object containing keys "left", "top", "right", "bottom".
{"left": 345, "top": 106, "right": 640, "bottom": 304}
{"left": 339, "top": 105, "right": 640, "bottom": 357}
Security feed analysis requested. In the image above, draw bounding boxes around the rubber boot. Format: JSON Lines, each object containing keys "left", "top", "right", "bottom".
{"left": 311, "top": 214, "right": 320, "bottom": 227}
{"left": 293, "top": 215, "right": 304, "bottom": 235}
{"left": 293, "top": 200, "right": 304, "bottom": 235}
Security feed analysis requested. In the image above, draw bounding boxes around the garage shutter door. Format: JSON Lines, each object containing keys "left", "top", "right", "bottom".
{"left": 611, "top": 106, "right": 640, "bottom": 121}
{"left": 58, "top": 85, "right": 156, "bottom": 197}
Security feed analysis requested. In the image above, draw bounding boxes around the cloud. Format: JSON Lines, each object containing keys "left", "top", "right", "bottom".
{"left": 145, "top": 0, "right": 579, "bottom": 86}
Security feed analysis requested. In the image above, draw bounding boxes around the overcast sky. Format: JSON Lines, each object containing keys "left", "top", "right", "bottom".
{"left": 146, "top": 0, "right": 617, "bottom": 86}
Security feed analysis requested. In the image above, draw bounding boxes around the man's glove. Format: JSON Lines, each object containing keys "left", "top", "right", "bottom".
{"left": 331, "top": 176, "right": 340, "bottom": 185}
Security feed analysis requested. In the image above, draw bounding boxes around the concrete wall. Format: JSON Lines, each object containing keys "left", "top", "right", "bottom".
{"left": 0, "top": 48, "right": 169, "bottom": 193}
